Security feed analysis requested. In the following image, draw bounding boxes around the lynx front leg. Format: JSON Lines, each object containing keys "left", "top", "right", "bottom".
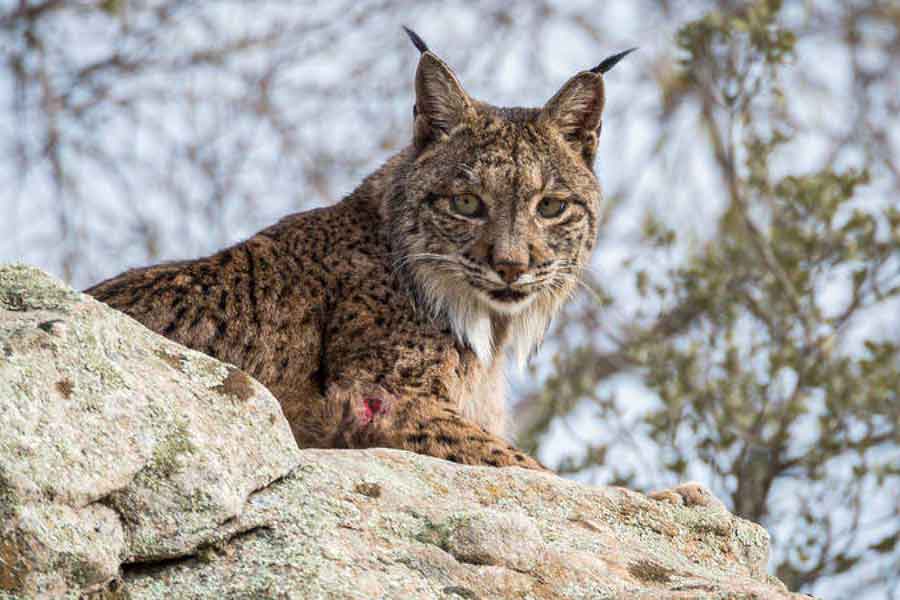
{"left": 389, "top": 406, "right": 546, "bottom": 470}
{"left": 325, "top": 381, "right": 545, "bottom": 471}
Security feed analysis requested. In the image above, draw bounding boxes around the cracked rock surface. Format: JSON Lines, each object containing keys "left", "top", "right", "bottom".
{"left": 123, "top": 449, "right": 804, "bottom": 599}
{"left": 0, "top": 265, "right": 301, "bottom": 597}
{"left": 0, "top": 265, "right": 804, "bottom": 599}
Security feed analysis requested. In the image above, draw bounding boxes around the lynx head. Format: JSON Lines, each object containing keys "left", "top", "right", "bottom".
{"left": 387, "top": 29, "right": 633, "bottom": 367}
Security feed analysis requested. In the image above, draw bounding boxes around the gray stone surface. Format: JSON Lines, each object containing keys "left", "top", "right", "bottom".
{"left": 0, "top": 265, "right": 805, "bottom": 599}
{"left": 0, "top": 265, "right": 301, "bottom": 597}
{"left": 122, "top": 449, "right": 802, "bottom": 599}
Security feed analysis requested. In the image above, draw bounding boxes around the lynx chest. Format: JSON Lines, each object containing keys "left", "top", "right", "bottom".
{"left": 455, "top": 354, "right": 509, "bottom": 439}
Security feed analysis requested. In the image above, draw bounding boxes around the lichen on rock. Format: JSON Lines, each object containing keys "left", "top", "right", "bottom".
{"left": 0, "top": 264, "right": 300, "bottom": 597}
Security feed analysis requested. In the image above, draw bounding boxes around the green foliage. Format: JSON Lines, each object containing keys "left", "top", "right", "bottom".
{"left": 528, "top": 1, "right": 900, "bottom": 595}
{"left": 676, "top": 0, "right": 796, "bottom": 72}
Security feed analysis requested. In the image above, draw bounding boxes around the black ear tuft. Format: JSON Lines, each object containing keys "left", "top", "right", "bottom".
{"left": 402, "top": 26, "right": 429, "bottom": 54}
{"left": 590, "top": 47, "right": 638, "bottom": 75}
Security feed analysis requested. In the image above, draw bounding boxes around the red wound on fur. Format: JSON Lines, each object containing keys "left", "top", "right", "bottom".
{"left": 363, "top": 397, "right": 384, "bottom": 422}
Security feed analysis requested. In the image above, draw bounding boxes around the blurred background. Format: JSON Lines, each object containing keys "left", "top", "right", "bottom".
{"left": 1, "top": 1, "right": 897, "bottom": 597}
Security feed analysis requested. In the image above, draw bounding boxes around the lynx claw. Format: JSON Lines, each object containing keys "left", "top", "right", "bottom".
{"left": 649, "top": 482, "right": 726, "bottom": 510}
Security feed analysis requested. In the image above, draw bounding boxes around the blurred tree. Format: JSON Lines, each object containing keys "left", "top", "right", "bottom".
{"left": 0, "top": 0, "right": 428, "bottom": 284}
{"left": 519, "top": 2, "right": 900, "bottom": 597}
{"left": 1, "top": 1, "right": 897, "bottom": 597}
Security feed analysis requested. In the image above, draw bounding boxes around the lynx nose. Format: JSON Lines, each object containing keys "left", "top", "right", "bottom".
{"left": 494, "top": 261, "right": 527, "bottom": 285}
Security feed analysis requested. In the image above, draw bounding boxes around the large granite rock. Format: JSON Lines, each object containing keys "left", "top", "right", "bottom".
{"left": 0, "top": 265, "right": 804, "bottom": 599}
{"left": 122, "top": 448, "right": 804, "bottom": 599}
{"left": 0, "top": 265, "right": 301, "bottom": 596}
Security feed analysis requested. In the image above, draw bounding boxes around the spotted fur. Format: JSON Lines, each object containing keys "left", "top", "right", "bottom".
{"left": 86, "top": 35, "right": 622, "bottom": 470}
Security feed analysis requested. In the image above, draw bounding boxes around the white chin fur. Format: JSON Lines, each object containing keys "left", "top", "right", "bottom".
{"left": 449, "top": 305, "right": 494, "bottom": 366}
{"left": 414, "top": 268, "right": 563, "bottom": 370}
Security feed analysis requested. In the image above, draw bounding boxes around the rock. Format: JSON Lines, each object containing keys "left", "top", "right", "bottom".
{"left": 121, "top": 449, "right": 802, "bottom": 599}
{"left": 0, "top": 265, "right": 804, "bottom": 599}
{"left": 442, "top": 509, "right": 545, "bottom": 572}
{"left": 0, "top": 265, "right": 301, "bottom": 597}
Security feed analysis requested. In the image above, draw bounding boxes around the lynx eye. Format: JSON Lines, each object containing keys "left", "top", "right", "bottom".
{"left": 449, "top": 194, "right": 486, "bottom": 218}
{"left": 537, "top": 197, "right": 567, "bottom": 219}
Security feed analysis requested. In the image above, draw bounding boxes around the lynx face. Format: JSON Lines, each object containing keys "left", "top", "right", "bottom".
{"left": 407, "top": 113, "right": 600, "bottom": 317}
{"left": 388, "top": 45, "right": 610, "bottom": 366}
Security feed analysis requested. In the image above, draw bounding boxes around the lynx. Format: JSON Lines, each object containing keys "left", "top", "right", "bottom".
{"left": 87, "top": 30, "right": 635, "bottom": 471}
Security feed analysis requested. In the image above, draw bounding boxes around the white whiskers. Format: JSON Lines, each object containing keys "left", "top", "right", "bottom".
{"left": 394, "top": 251, "right": 587, "bottom": 369}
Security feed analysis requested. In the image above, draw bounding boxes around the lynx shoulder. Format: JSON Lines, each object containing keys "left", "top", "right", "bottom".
{"left": 87, "top": 30, "right": 634, "bottom": 469}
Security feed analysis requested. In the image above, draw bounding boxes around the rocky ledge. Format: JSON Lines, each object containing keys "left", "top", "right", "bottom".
{"left": 0, "top": 265, "right": 803, "bottom": 599}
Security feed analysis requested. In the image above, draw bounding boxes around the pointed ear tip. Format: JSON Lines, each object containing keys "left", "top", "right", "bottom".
{"left": 402, "top": 25, "right": 430, "bottom": 54}
{"left": 416, "top": 49, "right": 457, "bottom": 76}
{"left": 416, "top": 50, "right": 440, "bottom": 66}
{"left": 590, "top": 47, "right": 639, "bottom": 75}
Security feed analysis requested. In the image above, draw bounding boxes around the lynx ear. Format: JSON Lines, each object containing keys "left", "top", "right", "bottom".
{"left": 411, "top": 45, "right": 475, "bottom": 149}
{"left": 538, "top": 71, "right": 606, "bottom": 165}
{"left": 539, "top": 49, "right": 636, "bottom": 165}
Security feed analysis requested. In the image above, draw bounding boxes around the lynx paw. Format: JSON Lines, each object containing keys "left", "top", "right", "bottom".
{"left": 649, "top": 482, "right": 725, "bottom": 510}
